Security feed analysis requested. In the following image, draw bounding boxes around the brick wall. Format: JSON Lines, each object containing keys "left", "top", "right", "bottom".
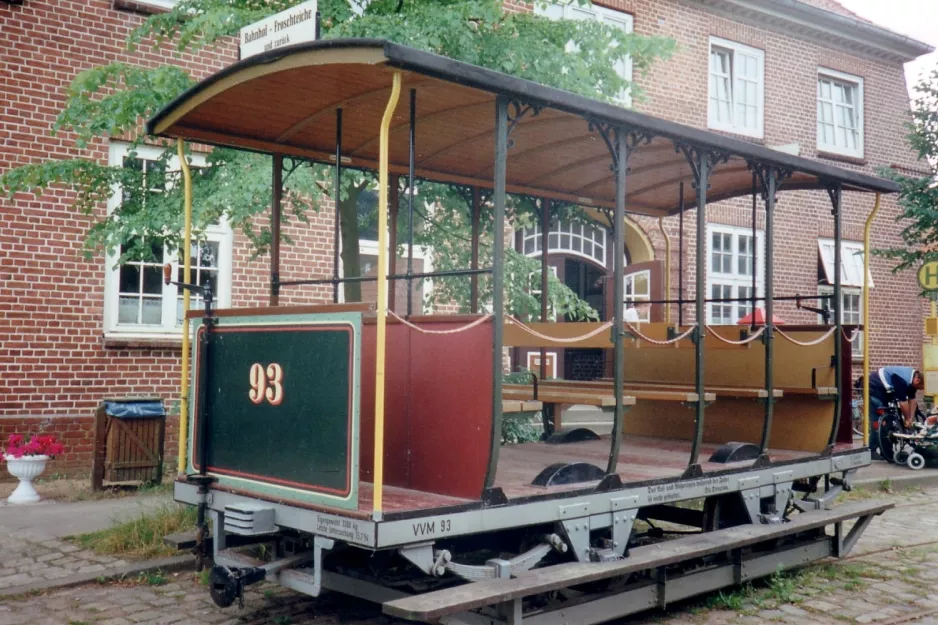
{"left": 0, "top": 0, "right": 335, "bottom": 478}
{"left": 555, "top": 0, "right": 923, "bottom": 374}
{"left": 0, "top": 0, "right": 926, "bottom": 478}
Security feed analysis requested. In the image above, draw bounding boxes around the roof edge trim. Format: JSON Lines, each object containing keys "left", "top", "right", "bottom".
{"left": 689, "top": 0, "right": 934, "bottom": 63}
{"left": 147, "top": 39, "right": 390, "bottom": 136}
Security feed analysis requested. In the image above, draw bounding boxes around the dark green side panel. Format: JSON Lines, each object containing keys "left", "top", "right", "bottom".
{"left": 188, "top": 312, "right": 361, "bottom": 509}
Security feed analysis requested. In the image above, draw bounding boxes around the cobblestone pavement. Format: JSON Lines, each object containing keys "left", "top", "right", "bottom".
{"left": 0, "top": 488, "right": 935, "bottom": 625}
{"left": 0, "top": 525, "right": 128, "bottom": 592}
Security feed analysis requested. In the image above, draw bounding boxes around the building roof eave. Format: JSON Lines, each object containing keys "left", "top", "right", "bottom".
{"left": 689, "top": 0, "right": 935, "bottom": 63}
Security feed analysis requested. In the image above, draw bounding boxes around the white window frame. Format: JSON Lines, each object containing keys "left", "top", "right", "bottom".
{"left": 707, "top": 37, "right": 765, "bottom": 139}
{"left": 818, "top": 238, "right": 873, "bottom": 289}
{"left": 351, "top": 239, "right": 435, "bottom": 314}
{"left": 706, "top": 224, "right": 764, "bottom": 324}
{"left": 103, "top": 142, "right": 233, "bottom": 340}
{"left": 521, "top": 220, "right": 607, "bottom": 268}
{"left": 818, "top": 286, "right": 863, "bottom": 358}
{"left": 534, "top": 1, "right": 634, "bottom": 106}
{"left": 132, "top": 0, "right": 179, "bottom": 8}
{"left": 624, "top": 269, "right": 652, "bottom": 322}
{"left": 816, "top": 68, "right": 864, "bottom": 159}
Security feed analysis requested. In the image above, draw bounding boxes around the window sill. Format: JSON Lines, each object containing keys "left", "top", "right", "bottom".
{"left": 104, "top": 332, "right": 183, "bottom": 350}
{"left": 112, "top": 0, "right": 174, "bottom": 15}
{"left": 817, "top": 150, "right": 867, "bottom": 166}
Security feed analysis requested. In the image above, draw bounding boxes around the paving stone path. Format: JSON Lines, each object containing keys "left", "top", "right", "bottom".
{"left": 0, "top": 525, "right": 128, "bottom": 593}
{"left": 0, "top": 488, "right": 934, "bottom": 625}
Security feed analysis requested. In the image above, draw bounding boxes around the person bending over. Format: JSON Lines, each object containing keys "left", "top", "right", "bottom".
{"left": 867, "top": 366, "right": 924, "bottom": 429}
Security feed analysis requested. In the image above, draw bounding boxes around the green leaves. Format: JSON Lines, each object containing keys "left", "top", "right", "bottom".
{"left": 3, "top": 0, "right": 677, "bottom": 317}
{"left": 875, "top": 66, "right": 938, "bottom": 279}
{"left": 53, "top": 64, "right": 194, "bottom": 149}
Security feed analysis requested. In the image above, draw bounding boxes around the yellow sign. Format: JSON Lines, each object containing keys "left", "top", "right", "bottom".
{"left": 928, "top": 318, "right": 938, "bottom": 336}
{"left": 925, "top": 344, "right": 938, "bottom": 397}
{"left": 918, "top": 261, "right": 938, "bottom": 291}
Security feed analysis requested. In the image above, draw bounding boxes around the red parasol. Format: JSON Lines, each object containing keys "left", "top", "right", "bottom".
{"left": 737, "top": 307, "right": 786, "bottom": 325}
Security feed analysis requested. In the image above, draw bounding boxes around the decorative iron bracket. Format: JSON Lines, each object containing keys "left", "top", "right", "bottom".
{"left": 675, "top": 142, "right": 730, "bottom": 188}
{"left": 588, "top": 120, "right": 653, "bottom": 171}
{"left": 747, "top": 163, "right": 793, "bottom": 203}
{"left": 823, "top": 180, "right": 843, "bottom": 216}
{"left": 506, "top": 100, "right": 544, "bottom": 146}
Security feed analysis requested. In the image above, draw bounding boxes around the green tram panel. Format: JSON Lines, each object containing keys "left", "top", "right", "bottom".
{"left": 188, "top": 312, "right": 361, "bottom": 510}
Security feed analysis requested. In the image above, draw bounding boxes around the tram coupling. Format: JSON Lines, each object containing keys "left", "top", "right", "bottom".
{"left": 209, "top": 565, "right": 266, "bottom": 609}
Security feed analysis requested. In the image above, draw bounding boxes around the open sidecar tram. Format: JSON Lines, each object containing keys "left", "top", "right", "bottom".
{"left": 147, "top": 38, "right": 896, "bottom": 625}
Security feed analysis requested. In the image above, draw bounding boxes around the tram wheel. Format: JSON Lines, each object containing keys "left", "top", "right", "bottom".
{"left": 702, "top": 493, "right": 750, "bottom": 532}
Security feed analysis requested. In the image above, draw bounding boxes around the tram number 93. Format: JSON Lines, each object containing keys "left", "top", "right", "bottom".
{"left": 249, "top": 363, "right": 284, "bottom": 406}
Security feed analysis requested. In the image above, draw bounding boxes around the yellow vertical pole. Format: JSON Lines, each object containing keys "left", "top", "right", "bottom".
{"left": 862, "top": 193, "right": 880, "bottom": 447}
{"left": 658, "top": 217, "right": 671, "bottom": 325}
{"left": 177, "top": 139, "right": 193, "bottom": 475}
{"left": 373, "top": 72, "right": 402, "bottom": 520}
{"left": 922, "top": 299, "right": 938, "bottom": 408}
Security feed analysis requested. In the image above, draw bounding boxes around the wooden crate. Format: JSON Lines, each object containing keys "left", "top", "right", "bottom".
{"left": 91, "top": 398, "right": 166, "bottom": 491}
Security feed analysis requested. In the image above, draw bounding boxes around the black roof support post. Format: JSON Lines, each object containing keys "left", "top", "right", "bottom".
{"left": 755, "top": 165, "right": 777, "bottom": 462}
{"left": 388, "top": 174, "right": 399, "bottom": 312}
{"left": 827, "top": 182, "right": 844, "bottom": 451}
{"left": 407, "top": 89, "right": 417, "bottom": 317}
{"left": 470, "top": 187, "right": 481, "bottom": 314}
{"left": 690, "top": 150, "right": 709, "bottom": 476}
{"left": 678, "top": 181, "right": 685, "bottom": 327}
{"left": 607, "top": 126, "right": 628, "bottom": 478}
{"left": 751, "top": 164, "right": 791, "bottom": 464}
{"left": 482, "top": 95, "right": 509, "bottom": 495}
{"left": 540, "top": 198, "right": 551, "bottom": 381}
{"left": 751, "top": 171, "right": 758, "bottom": 331}
{"left": 333, "top": 108, "right": 343, "bottom": 304}
{"left": 270, "top": 153, "right": 282, "bottom": 306}
{"left": 676, "top": 143, "right": 725, "bottom": 478}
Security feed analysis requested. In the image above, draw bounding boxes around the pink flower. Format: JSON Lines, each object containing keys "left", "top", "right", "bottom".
{"left": 3, "top": 433, "right": 65, "bottom": 459}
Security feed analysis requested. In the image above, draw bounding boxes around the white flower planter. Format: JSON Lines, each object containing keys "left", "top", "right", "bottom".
{"left": 4, "top": 455, "right": 48, "bottom": 504}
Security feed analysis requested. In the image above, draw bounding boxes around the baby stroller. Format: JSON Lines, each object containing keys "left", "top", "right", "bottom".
{"left": 878, "top": 400, "right": 936, "bottom": 470}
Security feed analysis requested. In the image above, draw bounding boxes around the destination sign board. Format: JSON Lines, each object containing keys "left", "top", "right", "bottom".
{"left": 239, "top": 0, "right": 318, "bottom": 60}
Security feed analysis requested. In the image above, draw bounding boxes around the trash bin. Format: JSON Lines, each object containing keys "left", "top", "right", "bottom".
{"left": 91, "top": 397, "right": 166, "bottom": 491}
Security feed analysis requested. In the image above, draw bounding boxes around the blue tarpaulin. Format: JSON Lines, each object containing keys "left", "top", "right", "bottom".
{"left": 103, "top": 401, "right": 165, "bottom": 419}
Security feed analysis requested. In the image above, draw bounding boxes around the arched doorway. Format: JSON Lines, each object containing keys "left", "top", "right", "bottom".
{"left": 513, "top": 217, "right": 662, "bottom": 380}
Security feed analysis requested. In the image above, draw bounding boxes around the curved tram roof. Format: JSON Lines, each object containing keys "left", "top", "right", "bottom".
{"left": 148, "top": 39, "right": 898, "bottom": 217}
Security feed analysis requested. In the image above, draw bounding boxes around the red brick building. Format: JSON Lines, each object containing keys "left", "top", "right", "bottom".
{"left": 0, "top": 0, "right": 932, "bottom": 476}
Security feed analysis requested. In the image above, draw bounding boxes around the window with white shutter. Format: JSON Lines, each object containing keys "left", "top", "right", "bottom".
{"left": 707, "top": 37, "right": 764, "bottom": 139}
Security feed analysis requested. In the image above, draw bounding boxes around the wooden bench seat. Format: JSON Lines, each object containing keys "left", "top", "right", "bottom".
{"left": 519, "top": 380, "right": 714, "bottom": 403}
{"left": 777, "top": 386, "right": 838, "bottom": 399}
{"left": 591, "top": 378, "right": 782, "bottom": 399}
{"left": 502, "top": 386, "right": 636, "bottom": 409}
{"left": 383, "top": 499, "right": 893, "bottom": 622}
{"left": 502, "top": 400, "right": 543, "bottom": 414}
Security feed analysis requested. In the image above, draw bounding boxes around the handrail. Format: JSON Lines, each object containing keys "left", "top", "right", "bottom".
{"left": 372, "top": 71, "right": 403, "bottom": 521}
{"left": 177, "top": 138, "right": 193, "bottom": 476}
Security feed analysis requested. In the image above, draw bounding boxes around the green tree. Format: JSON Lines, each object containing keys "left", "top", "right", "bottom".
{"left": 878, "top": 66, "right": 938, "bottom": 278}
{"left": 1, "top": 0, "right": 674, "bottom": 314}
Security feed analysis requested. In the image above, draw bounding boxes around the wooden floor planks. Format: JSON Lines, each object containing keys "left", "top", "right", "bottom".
{"left": 359, "top": 436, "right": 859, "bottom": 514}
